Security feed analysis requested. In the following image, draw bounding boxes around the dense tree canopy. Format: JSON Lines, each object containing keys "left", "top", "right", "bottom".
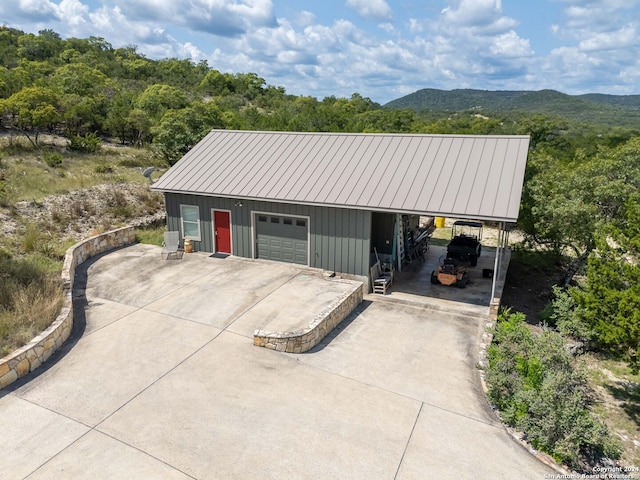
{"left": 571, "top": 200, "right": 640, "bottom": 369}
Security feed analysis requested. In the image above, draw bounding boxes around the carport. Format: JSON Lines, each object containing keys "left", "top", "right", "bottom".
{"left": 369, "top": 213, "right": 514, "bottom": 310}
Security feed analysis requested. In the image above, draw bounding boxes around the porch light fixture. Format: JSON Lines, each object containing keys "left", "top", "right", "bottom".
{"left": 234, "top": 200, "right": 243, "bottom": 207}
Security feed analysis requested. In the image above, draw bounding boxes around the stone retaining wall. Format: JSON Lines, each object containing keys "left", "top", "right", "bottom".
{"left": 0, "top": 226, "right": 136, "bottom": 390}
{"left": 253, "top": 279, "right": 363, "bottom": 353}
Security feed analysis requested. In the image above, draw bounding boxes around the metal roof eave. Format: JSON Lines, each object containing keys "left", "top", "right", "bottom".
{"left": 151, "top": 187, "right": 520, "bottom": 224}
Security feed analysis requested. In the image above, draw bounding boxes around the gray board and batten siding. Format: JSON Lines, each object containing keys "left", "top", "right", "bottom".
{"left": 152, "top": 130, "right": 531, "bottom": 223}
{"left": 164, "top": 193, "right": 372, "bottom": 277}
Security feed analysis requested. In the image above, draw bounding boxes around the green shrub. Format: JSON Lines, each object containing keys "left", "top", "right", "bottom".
{"left": 486, "top": 309, "right": 621, "bottom": 470}
{"left": 67, "top": 132, "right": 102, "bottom": 153}
{"left": 94, "top": 163, "right": 114, "bottom": 174}
{"left": 135, "top": 225, "right": 165, "bottom": 246}
{"left": 43, "top": 152, "right": 63, "bottom": 168}
{"left": 542, "top": 286, "right": 592, "bottom": 343}
{"left": 20, "top": 224, "right": 62, "bottom": 259}
{"left": 22, "top": 223, "right": 43, "bottom": 254}
{"left": 107, "top": 188, "right": 133, "bottom": 218}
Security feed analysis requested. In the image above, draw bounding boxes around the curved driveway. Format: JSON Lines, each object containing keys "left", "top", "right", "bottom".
{"left": 1, "top": 244, "right": 556, "bottom": 479}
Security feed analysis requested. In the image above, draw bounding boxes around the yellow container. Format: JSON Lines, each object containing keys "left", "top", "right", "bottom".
{"left": 184, "top": 238, "right": 193, "bottom": 253}
{"left": 435, "top": 217, "right": 445, "bottom": 228}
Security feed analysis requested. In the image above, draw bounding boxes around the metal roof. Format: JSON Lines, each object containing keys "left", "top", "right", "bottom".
{"left": 152, "top": 130, "right": 530, "bottom": 222}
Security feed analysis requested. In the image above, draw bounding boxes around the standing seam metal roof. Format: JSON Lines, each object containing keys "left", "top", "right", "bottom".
{"left": 151, "top": 130, "right": 531, "bottom": 222}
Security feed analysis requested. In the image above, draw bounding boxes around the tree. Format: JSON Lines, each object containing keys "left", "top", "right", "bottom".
{"left": 519, "top": 137, "right": 640, "bottom": 285}
{"left": 49, "top": 64, "right": 115, "bottom": 134}
{"left": 1, "top": 86, "right": 59, "bottom": 146}
{"left": 50, "top": 63, "right": 112, "bottom": 96}
{"left": 353, "top": 109, "right": 417, "bottom": 133}
{"left": 156, "top": 58, "right": 205, "bottom": 89}
{"left": 0, "top": 65, "right": 31, "bottom": 98}
{"left": 233, "top": 72, "right": 266, "bottom": 100}
{"left": 516, "top": 114, "right": 570, "bottom": 151}
{"left": 60, "top": 93, "right": 108, "bottom": 134}
{"left": 16, "top": 30, "right": 63, "bottom": 61}
{"left": 105, "top": 90, "right": 137, "bottom": 144}
{"left": 137, "top": 84, "right": 188, "bottom": 120}
{"left": 199, "top": 69, "right": 234, "bottom": 97}
{"left": 0, "top": 26, "right": 21, "bottom": 68}
{"left": 151, "top": 102, "right": 224, "bottom": 164}
{"left": 126, "top": 108, "right": 152, "bottom": 147}
{"left": 572, "top": 199, "right": 640, "bottom": 370}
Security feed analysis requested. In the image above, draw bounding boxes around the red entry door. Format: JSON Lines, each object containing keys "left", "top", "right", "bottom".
{"left": 213, "top": 210, "right": 231, "bottom": 254}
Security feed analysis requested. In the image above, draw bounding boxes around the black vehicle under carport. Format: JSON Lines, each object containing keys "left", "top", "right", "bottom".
{"left": 446, "top": 221, "right": 483, "bottom": 266}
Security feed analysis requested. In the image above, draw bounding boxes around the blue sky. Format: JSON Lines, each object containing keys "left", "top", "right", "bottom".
{"left": 1, "top": 0, "right": 639, "bottom": 104}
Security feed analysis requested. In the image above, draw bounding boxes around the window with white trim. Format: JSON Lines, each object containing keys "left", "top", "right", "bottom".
{"left": 180, "top": 205, "right": 201, "bottom": 240}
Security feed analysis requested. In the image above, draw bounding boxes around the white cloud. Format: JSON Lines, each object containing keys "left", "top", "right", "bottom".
{"left": 57, "top": 0, "right": 88, "bottom": 26}
{"left": 441, "top": 0, "right": 505, "bottom": 26}
{"left": 489, "top": 31, "right": 532, "bottom": 58}
{"left": 379, "top": 23, "right": 395, "bottom": 34}
{"left": 295, "top": 10, "right": 316, "bottom": 27}
{"left": 414, "top": 0, "right": 533, "bottom": 87}
{"left": 87, "top": 5, "right": 121, "bottom": 32}
{"left": 535, "top": 0, "right": 640, "bottom": 94}
{"left": 346, "top": 0, "right": 392, "bottom": 21}
{"left": 579, "top": 26, "right": 639, "bottom": 52}
{"left": 407, "top": 18, "right": 423, "bottom": 33}
{"left": 561, "top": 0, "right": 639, "bottom": 36}
{"left": 544, "top": 46, "right": 601, "bottom": 81}
{"left": 170, "top": 40, "right": 205, "bottom": 61}
{"left": 113, "top": 0, "right": 278, "bottom": 37}
{"left": 88, "top": 5, "right": 170, "bottom": 45}
{"left": 18, "top": 0, "right": 57, "bottom": 17}
{"left": 439, "top": 0, "right": 518, "bottom": 37}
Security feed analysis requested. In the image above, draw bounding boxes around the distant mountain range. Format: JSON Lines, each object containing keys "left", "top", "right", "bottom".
{"left": 384, "top": 89, "right": 640, "bottom": 128}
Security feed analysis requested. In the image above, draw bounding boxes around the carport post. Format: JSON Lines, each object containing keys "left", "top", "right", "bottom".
{"left": 490, "top": 222, "right": 505, "bottom": 303}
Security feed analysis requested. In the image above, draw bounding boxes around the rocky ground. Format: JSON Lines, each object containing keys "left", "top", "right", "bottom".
{"left": 0, "top": 183, "right": 165, "bottom": 245}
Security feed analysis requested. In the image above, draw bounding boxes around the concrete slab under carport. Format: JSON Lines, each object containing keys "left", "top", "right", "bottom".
{"left": 378, "top": 244, "right": 508, "bottom": 316}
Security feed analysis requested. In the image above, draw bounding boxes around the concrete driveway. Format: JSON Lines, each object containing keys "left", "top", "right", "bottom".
{"left": 1, "top": 244, "right": 556, "bottom": 479}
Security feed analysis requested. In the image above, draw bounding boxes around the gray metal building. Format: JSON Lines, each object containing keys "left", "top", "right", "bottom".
{"left": 152, "top": 130, "right": 530, "bottom": 283}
